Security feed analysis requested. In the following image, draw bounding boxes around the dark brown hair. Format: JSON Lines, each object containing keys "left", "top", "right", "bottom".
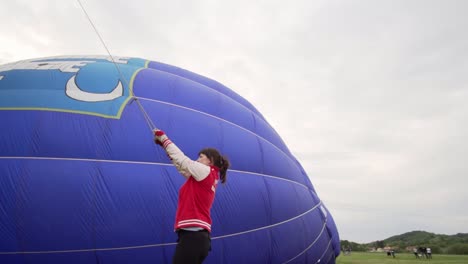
{"left": 199, "top": 148, "right": 230, "bottom": 184}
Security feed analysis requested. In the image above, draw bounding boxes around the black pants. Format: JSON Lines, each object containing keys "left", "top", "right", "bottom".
{"left": 173, "top": 230, "right": 211, "bottom": 264}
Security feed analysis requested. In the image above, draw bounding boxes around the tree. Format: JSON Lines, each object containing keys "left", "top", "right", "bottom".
{"left": 375, "top": 240, "right": 385, "bottom": 248}
{"left": 447, "top": 244, "right": 468, "bottom": 255}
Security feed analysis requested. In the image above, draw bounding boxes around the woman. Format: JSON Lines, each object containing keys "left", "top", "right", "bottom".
{"left": 154, "top": 129, "right": 229, "bottom": 264}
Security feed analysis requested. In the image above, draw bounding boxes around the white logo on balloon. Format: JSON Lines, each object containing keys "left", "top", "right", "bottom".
{"left": 0, "top": 56, "right": 129, "bottom": 102}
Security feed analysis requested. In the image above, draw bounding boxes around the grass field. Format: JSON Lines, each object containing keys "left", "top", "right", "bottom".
{"left": 336, "top": 252, "right": 468, "bottom": 264}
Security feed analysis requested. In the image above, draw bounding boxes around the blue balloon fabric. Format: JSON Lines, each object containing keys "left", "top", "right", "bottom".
{"left": 0, "top": 56, "right": 340, "bottom": 263}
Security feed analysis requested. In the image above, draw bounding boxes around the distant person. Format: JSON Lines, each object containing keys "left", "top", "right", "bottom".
{"left": 423, "top": 247, "right": 428, "bottom": 258}
{"left": 413, "top": 247, "right": 419, "bottom": 258}
{"left": 427, "top": 247, "right": 432, "bottom": 259}
{"left": 419, "top": 247, "right": 426, "bottom": 258}
{"left": 391, "top": 250, "right": 396, "bottom": 258}
{"left": 343, "top": 247, "right": 351, "bottom": 255}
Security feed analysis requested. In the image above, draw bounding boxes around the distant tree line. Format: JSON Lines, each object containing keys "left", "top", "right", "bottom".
{"left": 340, "top": 240, "right": 367, "bottom": 252}
{"left": 340, "top": 231, "right": 468, "bottom": 254}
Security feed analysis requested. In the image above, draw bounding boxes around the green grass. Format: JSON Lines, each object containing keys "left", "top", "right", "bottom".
{"left": 336, "top": 252, "right": 468, "bottom": 264}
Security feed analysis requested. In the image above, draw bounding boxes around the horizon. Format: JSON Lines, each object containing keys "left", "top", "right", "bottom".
{"left": 344, "top": 230, "right": 468, "bottom": 244}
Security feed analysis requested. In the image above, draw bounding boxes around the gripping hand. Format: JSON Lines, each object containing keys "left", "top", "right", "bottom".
{"left": 153, "top": 129, "right": 172, "bottom": 148}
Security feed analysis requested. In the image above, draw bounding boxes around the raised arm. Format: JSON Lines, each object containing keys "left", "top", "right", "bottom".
{"left": 172, "top": 159, "right": 192, "bottom": 179}
{"left": 154, "top": 130, "right": 210, "bottom": 181}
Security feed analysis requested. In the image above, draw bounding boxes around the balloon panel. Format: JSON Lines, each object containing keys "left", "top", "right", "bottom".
{"left": 0, "top": 56, "right": 339, "bottom": 263}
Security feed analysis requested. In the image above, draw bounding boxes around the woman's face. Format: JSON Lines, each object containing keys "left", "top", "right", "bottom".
{"left": 197, "top": 153, "right": 212, "bottom": 166}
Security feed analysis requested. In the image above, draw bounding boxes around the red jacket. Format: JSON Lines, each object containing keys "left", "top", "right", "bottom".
{"left": 174, "top": 166, "right": 219, "bottom": 232}
{"left": 161, "top": 138, "right": 219, "bottom": 232}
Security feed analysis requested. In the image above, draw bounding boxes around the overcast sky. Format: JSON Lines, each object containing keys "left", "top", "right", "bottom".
{"left": 2, "top": 0, "right": 467, "bottom": 243}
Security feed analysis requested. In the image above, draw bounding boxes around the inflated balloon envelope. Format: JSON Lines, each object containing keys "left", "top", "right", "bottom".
{"left": 0, "top": 56, "right": 340, "bottom": 264}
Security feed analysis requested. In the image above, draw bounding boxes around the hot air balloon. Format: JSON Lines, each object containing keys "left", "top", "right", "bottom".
{"left": 0, "top": 56, "right": 340, "bottom": 263}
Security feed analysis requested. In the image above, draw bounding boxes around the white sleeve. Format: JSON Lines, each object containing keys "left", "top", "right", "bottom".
{"left": 172, "top": 160, "right": 191, "bottom": 179}
{"left": 166, "top": 143, "right": 210, "bottom": 181}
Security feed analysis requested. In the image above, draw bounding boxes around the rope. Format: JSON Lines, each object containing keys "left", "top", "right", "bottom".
{"left": 76, "top": 0, "right": 156, "bottom": 132}
{"left": 73, "top": 3, "right": 335, "bottom": 263}
{"left": 133, "top": 97, "right": 157, "bottom": 130}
